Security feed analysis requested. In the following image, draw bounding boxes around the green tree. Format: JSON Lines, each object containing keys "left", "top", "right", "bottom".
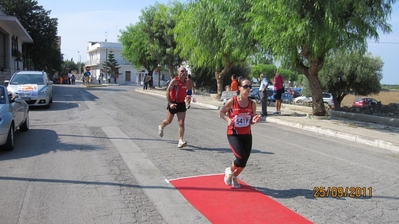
{"left": 1, "top": 0, "right": 62, "bottom": 75}
{"left": 103, "top": 50, "right": 120, "bottom": 78}
{"left": 141, "top": 1, "right": 185, "bottom": 81}
{"left": 249, "top": 64, "right": 276, "bottom": 83}
{"left": 120, "top": 1, "right": 185, "bottom": 87}
{"left": 119, "top": 22, "right": 160, "bottom": 85}
{"left": 319, "top": 50, "right": 383, "bottom": 109}
{"left": 174, "top": 0, "right": 256, "bottom": 99}
{"left": 251, "top": 0, "right": 394, "bottom": 115}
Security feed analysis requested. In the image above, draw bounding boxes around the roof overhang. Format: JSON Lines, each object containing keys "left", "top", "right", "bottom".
{"left": 0, "top": 15, "right": 33, "bottom": 43}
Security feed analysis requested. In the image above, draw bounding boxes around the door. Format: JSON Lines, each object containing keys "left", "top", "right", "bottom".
{"left": 125, "top": 71, "right": 131, "bottom": 81}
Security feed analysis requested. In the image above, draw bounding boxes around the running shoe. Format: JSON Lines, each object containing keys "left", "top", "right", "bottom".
{"left": 158, "top": 125, "right": 164, "bottom": 138}
{"left": 177, "top": 141, "right": 187, "bottom": 148}
{"left": 224, "top": 167, "right": 233, "bottom": 186}
{"left": 232, "top": 176, "right": 241, "bottom": 188}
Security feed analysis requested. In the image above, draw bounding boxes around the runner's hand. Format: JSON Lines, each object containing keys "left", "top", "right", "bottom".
{"left": 252, "top": 114, "right": 261, "bottom": 124}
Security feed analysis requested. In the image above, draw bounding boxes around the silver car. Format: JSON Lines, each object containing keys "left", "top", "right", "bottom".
{"left": 5, "top": 71, "right": 53, "bottom": 108}
{"left": 0, "top": 85, "right": 29, "bottom": 151}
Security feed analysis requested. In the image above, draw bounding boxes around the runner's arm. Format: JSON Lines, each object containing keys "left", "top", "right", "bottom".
{"left": 165, "top": 79, "right": 177, "bottom": 104}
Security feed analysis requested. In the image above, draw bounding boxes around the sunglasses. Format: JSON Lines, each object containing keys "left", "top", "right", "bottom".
{"left": 179, "top": 70, "right": 187, "bottom": 73}
{"left": 242, "top": 85, "right": 252, "bottom": 89}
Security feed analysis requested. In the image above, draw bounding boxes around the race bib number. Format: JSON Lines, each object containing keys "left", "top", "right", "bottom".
{"left": 234, "top": 113, "right": 251, "bottom": 127}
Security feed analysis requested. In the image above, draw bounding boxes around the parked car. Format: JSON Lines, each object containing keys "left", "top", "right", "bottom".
{"left": 294, "top": 92, "right": 334, "bottom": 107}
{"left": 293, "top": 95, "right": 312, "bottom": 105}
{"left": 250, "top": 87, "right": 261, "bottom": 104}
{"left": 281, "top": 92, "right": 293, "bottom": 104}
{"left": 5, "top": 71, "right": 53, "bottom": 108}
{"left": 352, "top": 97, "right": 381, "bottom": 108}
{"left": 0, "top": 85, "right": 29, "bottom": 151}
{"left": 267, "top": 89, "right": 294, "bottom": 104}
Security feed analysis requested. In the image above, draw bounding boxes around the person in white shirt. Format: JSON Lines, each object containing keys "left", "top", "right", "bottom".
{"left": 259, "top": 73, "right": 269, "bottom": 116}
{"left": 67, "top": 72, "right": 72, "bottom": 85}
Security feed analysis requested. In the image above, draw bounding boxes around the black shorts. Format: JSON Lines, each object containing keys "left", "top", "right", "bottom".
{"left": 167, "top": 102, "right": 186, "bottom": 114}
{"left": 274, "top": 88, "right": 284, "bottom": 100}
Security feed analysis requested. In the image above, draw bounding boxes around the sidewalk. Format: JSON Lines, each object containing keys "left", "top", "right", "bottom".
{"left": 137, "top": 88, "right": 399, "bottom": 153}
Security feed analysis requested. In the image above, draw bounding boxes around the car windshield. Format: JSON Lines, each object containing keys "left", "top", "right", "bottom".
{"left": 354, "top": 98, "right": 363, "bottom": 102}
{"left": 10, "top": 74, "right": 44, "bottom": 85}
{"left": 322, "top": 93, "right": 331, "bottom": 98}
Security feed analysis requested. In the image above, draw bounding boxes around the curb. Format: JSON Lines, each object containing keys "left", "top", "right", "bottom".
{"left": 266, "top": 117, "right": 399, "bottom": 152}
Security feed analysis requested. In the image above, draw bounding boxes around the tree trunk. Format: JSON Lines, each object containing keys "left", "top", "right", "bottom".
{"left": 307, "top": 74, "right": 326, "bottom": 116}
{"left": 213, "top": 60, "right": 235, "bottom": 99}
{"left": 214, "top": 66, "right": 233, "bottom": 100}
{"left": 167, "top": 65, "right": 176, "bottom": 79}
{"left": 157, "top": 70, "right": 161, "bottom": 87}
{"left": 148, "top": 70, "right": 154, "bottom": 88}
{"left": 333, "top": 92, "right": 345, "bottom": 110}
{"left": 297, "top": 47, "right": 326, "bottom": 116}
{"left": 214, "top": 71, "right": 223, "bottom": 100}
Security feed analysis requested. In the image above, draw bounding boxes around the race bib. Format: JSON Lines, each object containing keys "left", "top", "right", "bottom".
{"left": 234, "top": 113, "right": 251, "bottom": 127}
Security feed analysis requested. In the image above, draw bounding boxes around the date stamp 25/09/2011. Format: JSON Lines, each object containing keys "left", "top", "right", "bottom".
{"left": 313, "top": 186, "right": 372, "bottom": 198}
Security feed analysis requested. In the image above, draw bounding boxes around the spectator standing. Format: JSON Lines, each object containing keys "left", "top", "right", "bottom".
{"left": 67, "top": 72, "right": 72, "bottom": 84}
{"left": 143, "top": 74, "right": 149, "bottom": 90}
{"left": 259, "top": 73, "right": 269, "bottom": 117}
{"left": 83, "top": 67, "right": 91, "bottom": 84}
{"left": 273, "top": 72, "right": 285, "bottom": 114}
{"left": 71, "top": 74, "right": 76, "bottom": 85}
{"left": 113, "top": 74, "right": 117, "bottom": 84}
{"left": 230, "top": 74, "right": 238, "bottom": 92}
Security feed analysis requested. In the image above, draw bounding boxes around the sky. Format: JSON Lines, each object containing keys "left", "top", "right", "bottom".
{"left": 37, "top": 0, "right": 399, "bottom": 85}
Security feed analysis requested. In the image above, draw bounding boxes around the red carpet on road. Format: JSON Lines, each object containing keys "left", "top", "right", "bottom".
{"left": 168, "top": 174, "right": 312, "bottom": 224}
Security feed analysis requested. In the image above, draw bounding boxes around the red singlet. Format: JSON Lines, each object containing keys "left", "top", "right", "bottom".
{"left": 227, "top": 96, "right": 253, "bottom": 135}
{"left": 169, "top": 77, "right": 187, "bottom": 103}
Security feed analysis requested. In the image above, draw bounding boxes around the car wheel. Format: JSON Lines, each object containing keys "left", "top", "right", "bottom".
{"left": 50, "top": 96, "right": 53, "bottom": 103}
{"left": 296, "top": 99, "right": 303, "bottom": 105}
{"left": 44, "top": 102, "right": 51, "bottom": 109}
{"left": 3, "top": 125, "right": 14, "bottom": 151}
{"left": 20, "top": 112, "right": 29, "bottom": 131}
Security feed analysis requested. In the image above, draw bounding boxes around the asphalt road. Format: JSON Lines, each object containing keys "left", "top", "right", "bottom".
{"left": 0, "top": 84, "right": 398, "bottom": 224}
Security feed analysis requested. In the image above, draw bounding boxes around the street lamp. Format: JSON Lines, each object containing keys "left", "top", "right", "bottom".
{"left": 77, "top": 51, "right": 81, "bottom": 75}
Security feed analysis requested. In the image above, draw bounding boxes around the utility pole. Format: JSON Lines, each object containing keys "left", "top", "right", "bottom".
{"left": 77, "top": 51, "right": 81, "bottom": 76}
{"left": 105, "top": 48, "right": 108, "bottom": 84}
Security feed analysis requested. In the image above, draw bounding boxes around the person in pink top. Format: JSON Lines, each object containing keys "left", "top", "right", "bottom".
{"left": 273, "top": 72, "right": 284, "bottom": 114}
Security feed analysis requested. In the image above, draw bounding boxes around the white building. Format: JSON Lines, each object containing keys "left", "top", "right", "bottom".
{"left": 85, "top": 41, "right": 170, "bottom": 86}
{"left": 0, "top": 9, "right": 34, "bottom": 82}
